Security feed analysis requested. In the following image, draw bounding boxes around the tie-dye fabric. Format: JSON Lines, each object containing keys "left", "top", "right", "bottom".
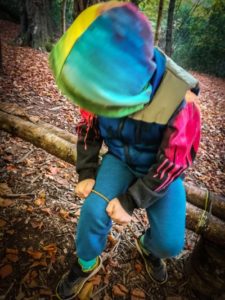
{"left": 49, "top": 1, "right": 156, "bottom": 117}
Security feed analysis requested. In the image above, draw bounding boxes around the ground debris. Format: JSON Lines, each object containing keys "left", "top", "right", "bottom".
{"left": 0, "top": 19, "right": 224, "bottom": 299}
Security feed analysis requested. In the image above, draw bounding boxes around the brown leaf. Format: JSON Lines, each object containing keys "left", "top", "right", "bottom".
{"left": 30, "top": 220, "right": 44, "bottom": 229}
{"left": 22, "top": 270, "right": 38, "bottom": 287}
{"left": 112, "top": 285, "right": 127, "bottom": 297}
{"left": 42, "top": 243, "right": 57, "bottom": 253}
{"left": 90, "top": 274, "right": 101, "bottom": 286}
{"left": 6, "top": 253, "right": 19, "bottom": 262}
{"left": 26, "top": 206, "right": 34, "bottom": 213}
{"left": 42, "top": 243, "right": 57, "bottom": 262}
{"left": 75, "top": 209, "right": 80, "bottom": 216}
{"left": 116, "top": 284, "right": 129, "bottom": 294}
{"left": 0, "top": 183, "right": 12, "bottom": 195}
{"left": 27, "top": 248, "right": 43, "bottom": 260}
{"left": 103, "top": 273, "right": 110, "bottom": 285}
{"left": 0, "top": 218, "right": 7, "bottom": 227}
{"left": 41, "top": 207, "right": 51, "bottom": 215}
{"left": 48, "top": 166, "right": 59, "bottom": 175}
{"left": 134, "top": 263, "right": 143, "bottom": 273}
{"left": 59, "top": 208, "right": 69, "bottom": 219}
{"left": 131, "top": 288, "right": 145, "bottom": 299}
{"left": 30, "top": 259, "right": 48, "bottom": 268}
{"left": 0, "top": 264, "right": 13, "bottom": 278}
{"left": 107, "top": 234, "right": 118, "bottom": 247}
{"left": 6, "top": 164, "right": 17, "bottom": 171}
{"left": 34, "top": 190, "right": 46, "bottom": 206}
{"left": 6, "top": 248, "right": 19, "bottom": 255}
{"left": 78, "top": 282, "right": 93, "bottom": 300}
{"left": 0, "top": 197, "right": 15, "bottom": 207}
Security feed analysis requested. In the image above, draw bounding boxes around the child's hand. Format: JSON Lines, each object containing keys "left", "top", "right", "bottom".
{"left": 106, "top": 198, "right": 132, "bottom": 225}
{"left": 75, "top": 179, "right": 95, "bottom": 198}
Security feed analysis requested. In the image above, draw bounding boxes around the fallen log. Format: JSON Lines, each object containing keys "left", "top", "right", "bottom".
{"left": 0, "top": 110, "right": 77, "bottom": 164}
{"left": 185, "top": 182, "right": 225, "bottom": 222}
{"left": 1, "top": 104, "right": 225, "bottom": 246}
{"left": 186, "top": 203, "right": 225, "bottom": 248}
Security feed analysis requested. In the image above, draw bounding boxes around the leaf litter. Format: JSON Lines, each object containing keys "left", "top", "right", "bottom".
{"left": 0, "top": 19, "right": 224, "bottom": 299}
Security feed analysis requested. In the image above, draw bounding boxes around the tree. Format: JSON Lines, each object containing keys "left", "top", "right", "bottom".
{"left": 154, "top": 0, "right": 164, "bottom": 45}
{"left": 17, "top": 0, "right": 55, "bottom": 50}
{"left": 61, "top": 0, "right": 67, "bottom": 34}
{"left": 73, "top": 0, "right": 101, "bottom": 19}
{"left": 165, "top": 0, "right": 176, "bottom": 56}
{"left": 173, "top": 0, "right": 225, "bottom": 77}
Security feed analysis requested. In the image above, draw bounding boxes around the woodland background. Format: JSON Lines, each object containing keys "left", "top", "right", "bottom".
{"left": 0, "top": 0, "right": 224, "bottom": 299}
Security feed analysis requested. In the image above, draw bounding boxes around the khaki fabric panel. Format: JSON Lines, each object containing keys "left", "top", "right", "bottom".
{"left": 130, "top": 48, "right": 199, "bottom": 124}
{"left": 130, "top": 69, "right": 189, "bottom": 124}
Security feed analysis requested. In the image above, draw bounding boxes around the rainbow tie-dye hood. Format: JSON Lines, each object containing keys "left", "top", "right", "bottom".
{"left": 49, "top": 1, "right": 156, "bottom": 117}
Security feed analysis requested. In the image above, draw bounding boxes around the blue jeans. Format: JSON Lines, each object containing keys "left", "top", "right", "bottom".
{"left": 76, "top": 154, "right": 186, "bottom": 260}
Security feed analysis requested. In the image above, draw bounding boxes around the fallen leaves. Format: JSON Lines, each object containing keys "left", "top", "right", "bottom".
{"left": 22, "top": 269, "right": 39, "bottom": 288}
{"left": 27, "top": 248, "right": 43, "bottom": 260}
{"left": 131, "top": 288, "right": 146, "bottom": 299}
{"left": 0, "top": 218, "right": 7, "bottom": 227}
{"left": 6, "top": 253, "right": 19, "bottom": 263}
{"left": 59, "top": 208, "right": 69, "bottom": 219}
{"left": 0, "top": 264, "right": 13, "bottom": 279}
{"left": 112, "top": 284, "right": 129, "bottom": 297}
{"left": 0, "top": 197, "right": 15, "bottom": 207}
{"left": 0, "top": 182, "right": 12, "bottom": 195}
{"left": 34, "top": 190, "right": 46, "bottom": 206}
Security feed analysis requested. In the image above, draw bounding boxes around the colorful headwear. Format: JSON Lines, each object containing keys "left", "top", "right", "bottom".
{"left": 49, "top": 1, "right": 156, "bottom": 117}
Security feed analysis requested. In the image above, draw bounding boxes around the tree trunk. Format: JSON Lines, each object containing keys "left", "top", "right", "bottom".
{"left": 165, "top": 0, "right": 176, "bottom": 56}
{"left": 61, "top": 0, "right": 67, "bottom": 34}
{"left": 155, "top": 0, "right": 164, "bottom": 46}
{"left": 186, "top": 238, "right": 225, "bottom": 299}
{"left": 0, "top": 38, "right": 3, "bottom": 74}
{"left": 17, "top": 0, "right": 54, "bottom": 50}
{"left": 73, "top": 0, "right": 87, "bottom": 19}
{"left": 73, "top": 0, "right": 102, "bottom": 19}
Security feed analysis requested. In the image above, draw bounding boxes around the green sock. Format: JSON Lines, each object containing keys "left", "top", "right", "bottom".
{"left": 140, "top": 235, "right": 150, "bottom": 255}
{"left": 78, "top": 257, "right": 98, "bottom": 272}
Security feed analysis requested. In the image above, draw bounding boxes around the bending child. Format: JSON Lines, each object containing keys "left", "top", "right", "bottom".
{"left": 50, "top": 2, "right": 201, "bottom": 299}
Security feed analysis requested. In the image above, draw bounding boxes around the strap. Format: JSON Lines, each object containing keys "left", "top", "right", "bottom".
{"left": 196, "top": 189, "right": 213, "bottom": 234}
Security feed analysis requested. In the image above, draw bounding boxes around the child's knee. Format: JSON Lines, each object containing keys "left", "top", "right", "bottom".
{"left": 79, "top": 193, "right": 110, "bottom": 233}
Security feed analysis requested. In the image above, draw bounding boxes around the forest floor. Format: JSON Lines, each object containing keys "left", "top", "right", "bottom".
{"left": 0, "top": 20, "right": 224, "bottom": 300}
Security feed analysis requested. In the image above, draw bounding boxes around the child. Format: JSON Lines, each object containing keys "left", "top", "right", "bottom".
{"left": 50, "top": 2, "right": 201, "bottom": 299}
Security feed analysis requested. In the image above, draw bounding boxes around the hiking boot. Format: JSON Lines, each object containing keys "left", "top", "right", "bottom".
{"left": 135, "top": 238, "right": 168, "bottom": 284}
{"left": 56, "top": 256, "right": 102, "bottom": 300}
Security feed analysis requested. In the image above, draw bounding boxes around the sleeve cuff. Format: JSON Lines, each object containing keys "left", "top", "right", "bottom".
{"left": 78, "top": 169, "right": 96, "bottom": 182}
{"left": 118, "top": 193, "right": 137, "bottom": 216}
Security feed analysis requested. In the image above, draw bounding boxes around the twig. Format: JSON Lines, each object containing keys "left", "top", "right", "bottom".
{"left": 31, "top": 173, "right": 42, "bottom": 184}
{"left": 91, "top": 284, "right": 108, "bottom": 299}
{"left": 0, "top": 280, "right": 15, "bottom": 300}
{"left": 16, "top": 148, "right": 34, "bottom": 163}
{"left": 0, "top": 193, "right": 35, "bottom": 198}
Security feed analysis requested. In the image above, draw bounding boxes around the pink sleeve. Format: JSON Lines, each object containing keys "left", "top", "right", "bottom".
{"left": 153, "top": 93, "right": 201, "bottom": 192}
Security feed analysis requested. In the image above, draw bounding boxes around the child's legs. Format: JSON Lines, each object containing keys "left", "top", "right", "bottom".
{"left": 144, "top": 178, "right": 186, "bottom": 258}
{"left": 76, "top": 154, "right": 136, "bottom": 261}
